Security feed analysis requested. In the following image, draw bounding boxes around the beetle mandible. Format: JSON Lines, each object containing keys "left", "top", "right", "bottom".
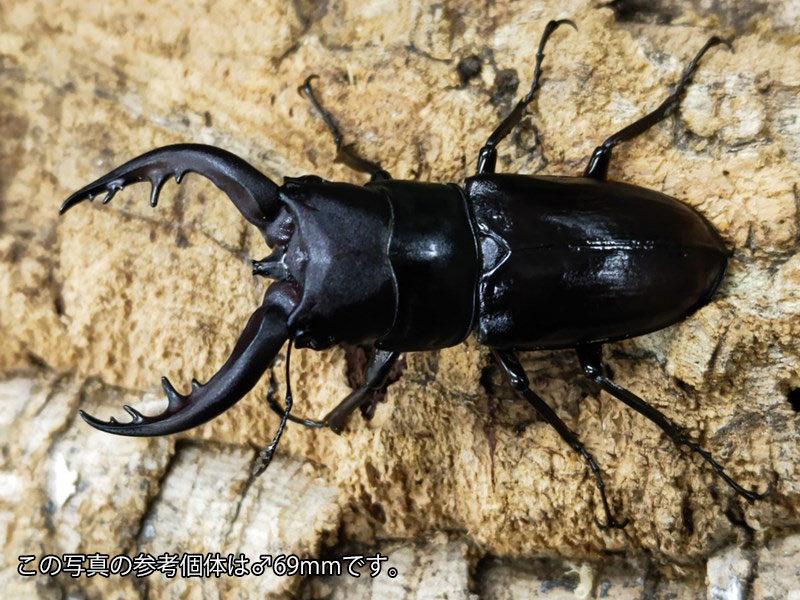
{"left": 59, "top": 20, "right": 769, "bottom": 528}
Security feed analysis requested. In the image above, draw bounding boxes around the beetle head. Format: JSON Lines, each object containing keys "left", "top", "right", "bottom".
{"left": 252, "top": 177, "right": 397, "bottom": 350}
{"left": 59, "top": 144, "right": 301, "bottom": 437}
{"left": 59, "top": 148, "right": 396, "bottom": 438}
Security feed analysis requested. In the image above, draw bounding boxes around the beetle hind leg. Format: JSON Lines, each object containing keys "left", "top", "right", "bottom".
{"left": 583, "top": 36, "right": 732, "bottom": 180}
{"left": 576, "top": 344, "right": 770, "bottom": 503}
{"left": 492, "top": 348, "right": 628, "bottom": 529}
{"left": 299, "top": 75, "right": 391, "bottom": 181}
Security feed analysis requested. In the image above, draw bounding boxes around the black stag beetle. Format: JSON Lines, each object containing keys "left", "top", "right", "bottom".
{"left": 60, "top": 21, "right": 769, "bottom": 528}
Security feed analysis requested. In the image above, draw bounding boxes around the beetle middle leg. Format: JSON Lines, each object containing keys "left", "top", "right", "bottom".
{"left": 492, "top": 348, "right": 628, "bottom": 529}
{"left": 576, "top": 344, "right": 770, "bottom": 503}
{"left": 299, "top": 75, "right": 391, "bottom": 181}
{"left": 583, "top": 36, "right": 732, "bottom": 180}
{"left": 476, "top": 19, "right": 576, "bottom": 174}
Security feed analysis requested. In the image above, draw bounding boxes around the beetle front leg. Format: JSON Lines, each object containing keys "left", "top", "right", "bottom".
{"left": 266, "top": 348, "right": 400, "bottom": 434}
{"left": 492, "top": 348, "right": 628, "bottom": 529}
{"left": 299, "top": 75, "right": 392, "bottom": 181}
{"left": 323, "top": 349, "right": 400, "bottom": 433}
{"left": 265, "top": 370, "right": 327, "bottom": 429}
{"left": 576, "top": 344, "right": 770, "bottom": 503}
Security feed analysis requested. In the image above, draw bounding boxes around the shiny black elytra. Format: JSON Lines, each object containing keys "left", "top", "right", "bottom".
{"left": 60, "top": 20, "right": 769, "bottom": 528}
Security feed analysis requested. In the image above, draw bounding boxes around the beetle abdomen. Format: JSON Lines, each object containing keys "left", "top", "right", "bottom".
{"left": 467, "top": 174, "right": 727, "bottom": 349}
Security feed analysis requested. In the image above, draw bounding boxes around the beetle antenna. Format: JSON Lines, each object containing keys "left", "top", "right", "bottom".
{"left": 253, "top": 339, "right": 295, "bottom": 476}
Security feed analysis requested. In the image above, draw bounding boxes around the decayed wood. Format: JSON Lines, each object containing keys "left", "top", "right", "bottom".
{"left": 1, "top": 0, "right": 799, "bottom": 583}
{"left": 0, "top": 373, "right": 342, "bottom": 598}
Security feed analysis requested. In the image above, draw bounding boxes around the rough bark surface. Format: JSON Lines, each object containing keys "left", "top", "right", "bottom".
{"left": 1, "top": 0, "right": 799, "bottom": 597}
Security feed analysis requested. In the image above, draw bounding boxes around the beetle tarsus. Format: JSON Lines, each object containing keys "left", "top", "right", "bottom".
{"left": 576, "top": 344, "right": 770, "bottom": 504}
{"left": 492, "top": 348, "right": 627, "bottom": 530}
{"left": 583, "top": 35, "right": 733, "bottom": 180}
{"left": 265, "top": 371, "right": 326, "bottom": 428}
{"left": 299, "top": 75, "right": 392, "bottom": 181}
{"left": 266, "top": 397, "right": 326, "bottom": 428}
{"left": 595, "top": 516, "right": 629, "bottom": 530}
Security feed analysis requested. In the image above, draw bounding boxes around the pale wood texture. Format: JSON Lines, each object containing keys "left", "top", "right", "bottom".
{"left": 1, "top": 0, "right": 799, "bottom": 596}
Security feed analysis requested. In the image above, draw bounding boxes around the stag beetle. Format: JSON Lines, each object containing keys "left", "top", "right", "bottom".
{"left": 59, "top": 21, "right": 769, "bottom": 528}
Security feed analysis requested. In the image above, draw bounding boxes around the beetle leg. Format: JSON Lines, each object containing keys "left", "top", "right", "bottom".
{"left": 265, "top": 371, "right": 327, "bottom": 428}
{"left": 576, "top": 344, "right": 770, "bottom": 503}
{"left": 476, "top": 19, "right": 576, "bottom": 174}
{"left": 323, "top": 349, "right": 400, "bottom": 434}
{"left": 267, "top": 403, "right": 325, "bottom": 428}
{"left": 59, "top": 144, "right": 279, "bottom": 230}
{"left": 267, "top": 348, "right": 400, "bottom": 434}
{"left": 299, "top": 75, "right": 392, "bottom": 181}
{"left": 583, "top": 36, "right": 732, "bottom": 180}
{"left": 492, "top": 348, "right": 628, "bottom": 529}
